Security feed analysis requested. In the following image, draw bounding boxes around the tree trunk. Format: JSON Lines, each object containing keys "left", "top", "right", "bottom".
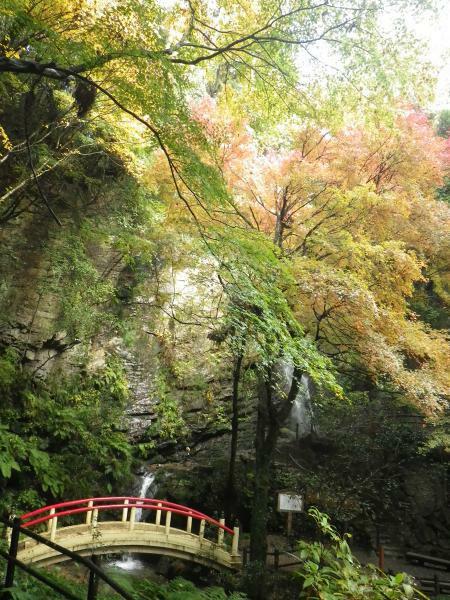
{"left": 247, "top": 365, "right": 300, "bottom": 599}
{"left": 249, "top": 378, "right": 278, "bottom": 565}
{"left": 247, "top": 377, "right": 279, "bottom": 599}
{"left": 225, "top": 352, "right": 243, "bottom": 524}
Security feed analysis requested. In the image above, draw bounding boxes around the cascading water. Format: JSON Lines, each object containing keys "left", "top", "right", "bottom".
{"left": 277, "top": 360, "right": 315, "bottom": 440}
{"left": 135, "top": 472, "right": 156, "bottom": 521}
{"left": 290, "top": 374, "right": 314, "bottom": 439}
{"left": 109, "top": 471, "right": 156, "bottom": 572}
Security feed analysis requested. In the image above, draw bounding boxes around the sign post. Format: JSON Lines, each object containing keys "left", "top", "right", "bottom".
{"left": 277, "top": 492, "right": 303, "bottom": 537}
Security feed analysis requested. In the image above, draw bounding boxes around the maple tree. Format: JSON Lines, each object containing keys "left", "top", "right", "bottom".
{"left": 195, "top": 101, "right": 450, "bottom": 407}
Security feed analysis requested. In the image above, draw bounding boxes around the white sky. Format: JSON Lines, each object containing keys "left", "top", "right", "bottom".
{"left": 404, "top": 2, "right": 450, "bottom": 108}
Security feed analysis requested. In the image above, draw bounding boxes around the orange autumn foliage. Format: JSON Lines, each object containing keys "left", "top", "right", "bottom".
{"left": 192, "top": 100, "right": 450, "bottom": 411}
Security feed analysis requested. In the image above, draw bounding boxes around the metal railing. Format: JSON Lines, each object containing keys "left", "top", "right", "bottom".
{"left": 1, "top": 517, "right": 135, "bottom": 600}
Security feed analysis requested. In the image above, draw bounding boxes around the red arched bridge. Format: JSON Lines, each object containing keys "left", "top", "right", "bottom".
{"left": 14, "top": 497, "right": 241, "bottom": 571}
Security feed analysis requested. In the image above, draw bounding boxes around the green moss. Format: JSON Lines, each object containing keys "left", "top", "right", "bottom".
{"left": 152, "top": 371, "right": 187, "bottom": 441}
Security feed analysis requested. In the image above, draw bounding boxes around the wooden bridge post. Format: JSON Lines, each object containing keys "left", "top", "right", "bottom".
{"left": 129, "top": 507, "right": 136, "bottom": 531}
{"left": 86, "top": 501, "right": 94, "bottom": 525}
{"left": 50, "top": 510, "right": 58, "bottom": 542}
{"left": 165, "top": 511, "right": 172, "bottom": 535}
{"left": 47, "top": 508, "right": 55, "bottom": 533}
{"left": 156, "top": 503, "right": 162, "bottom": 526}
{"left": 122, "top": 499, "right": 129, "bottom": 523}
{"left": 91, "top": 509, "right": 98, "bottom": 533}
{"left": 231, "top": 527, "right": 240, "bottom": 556}
{"left": 217, "top": 519, "right": 225, "bottom": 546}
{"left": 187, "top": 512, "right": 193, "bottom": 534}
{"left": 199, "top": 519, "right": 205, "bottom": 542}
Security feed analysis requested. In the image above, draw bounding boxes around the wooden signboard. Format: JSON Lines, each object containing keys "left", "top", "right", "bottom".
{"left": 277, "top": 492, "right": 303, "bottom": 536}
{"left": 277, "top": 492, "right": 303, "bottom": 513}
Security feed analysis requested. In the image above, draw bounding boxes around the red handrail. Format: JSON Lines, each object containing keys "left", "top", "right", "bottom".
{"left": 21, "top": 498, "right": 207, "bottom": 522}
{"left": 21, "top": 498, "right": 212, "bottom": 527}
{"left": 20, "top": 497, "right": 234, "bottom": 535}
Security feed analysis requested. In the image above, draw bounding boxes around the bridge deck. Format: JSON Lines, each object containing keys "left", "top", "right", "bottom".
{"left": 17, "top": 521, "right": 241, "bottom": 570}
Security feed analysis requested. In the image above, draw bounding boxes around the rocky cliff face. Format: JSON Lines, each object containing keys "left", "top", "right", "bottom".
{"left": 0, "top": 211, "right": 77, "bottom": 373}
{"left": 0, "top": 196, "right": 248, "bottom": 462}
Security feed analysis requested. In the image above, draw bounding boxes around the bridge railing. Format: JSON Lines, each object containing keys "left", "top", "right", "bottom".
{"left": 19, "top": 497, "right": 239, "bottom": 555}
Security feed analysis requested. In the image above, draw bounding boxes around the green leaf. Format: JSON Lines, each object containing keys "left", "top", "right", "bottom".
{"left": 394, "top": 573, "right": 404, "bottom": 585}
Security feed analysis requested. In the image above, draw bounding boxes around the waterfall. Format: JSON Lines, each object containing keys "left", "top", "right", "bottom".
{"left": 276, "top": 360, "right": 314, "bottom": 439}
{"left": 289, "top": 374, "right": 314, "bottom": 438}
{"left": 109, "top": 471, "right": 156, "bottom": 572}
{"left": 135, "top": 472, "right": 156, "bottom": 521}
